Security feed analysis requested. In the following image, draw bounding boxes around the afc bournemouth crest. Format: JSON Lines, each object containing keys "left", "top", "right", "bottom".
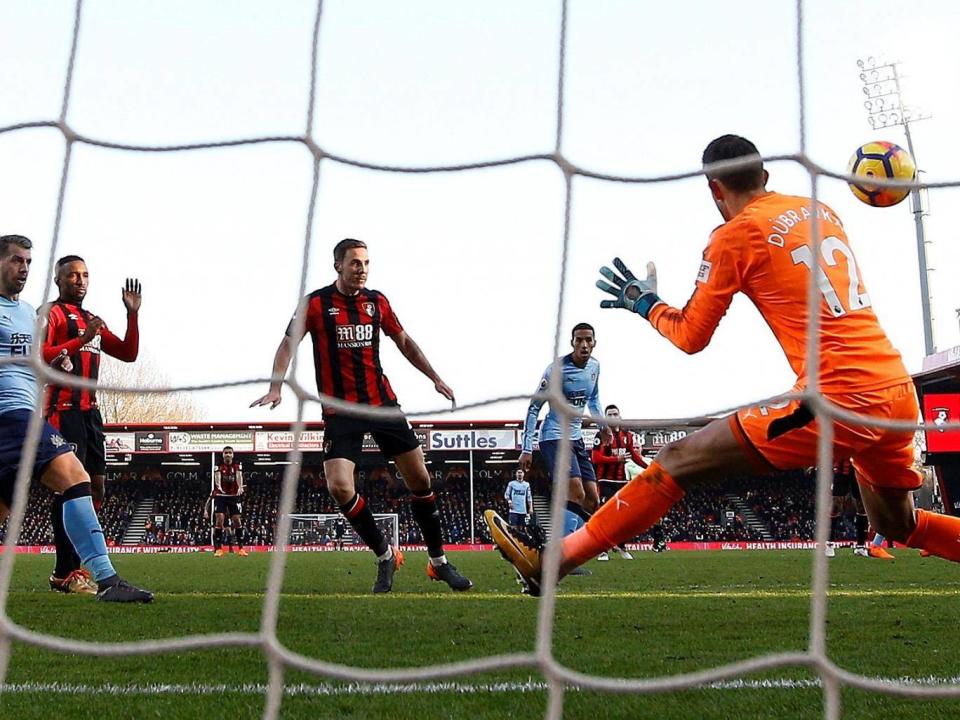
{"left": 363, "top": 302, "right": 375, "bottom": 317}
{"left": 933, "top": 407, "right": 950, "bottom": 431}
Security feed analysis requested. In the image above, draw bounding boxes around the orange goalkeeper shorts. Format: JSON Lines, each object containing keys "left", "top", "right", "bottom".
{"left": 729, "top": 381, "right": 921, "bottom": 492}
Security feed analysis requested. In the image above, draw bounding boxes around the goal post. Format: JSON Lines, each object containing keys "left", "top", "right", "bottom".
{"left": 286, "top": 513, "right": 400, "bottom": 550}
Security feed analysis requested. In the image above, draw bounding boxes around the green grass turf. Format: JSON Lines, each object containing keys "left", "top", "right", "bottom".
{"left": 0, "top": 549, "right": 959, "bottom": 719}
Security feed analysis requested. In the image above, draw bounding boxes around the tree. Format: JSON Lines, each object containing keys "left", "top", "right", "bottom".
{"left": 98, "top": 353, "right": 202, "bottom": 423}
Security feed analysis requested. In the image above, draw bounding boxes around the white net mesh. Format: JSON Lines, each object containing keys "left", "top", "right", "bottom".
{"left": 1, "top": 1, "right": 958, "bottom": 718}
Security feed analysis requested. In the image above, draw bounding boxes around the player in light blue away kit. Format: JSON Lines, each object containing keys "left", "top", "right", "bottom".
{"left": 505, "top": 468, "right": 533, "bottom": 527}
{"left": 0, "top": 235, "right": 152, "bottom": 602}
{"left": 520, "top": 323, "right": 609, "bottom": 549}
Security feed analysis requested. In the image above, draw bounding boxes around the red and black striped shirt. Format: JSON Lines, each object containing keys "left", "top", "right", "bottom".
{"left": 591, "top": 429, "right": 647, "bottom": 481}
{"left": 834, "top": 458, "right": 855, "bottom": 481}
{"left": 291, "top": 284, "right": 403, "bottom": 415}
{"left": 42, "top": 302, "right": 139, "bottom": 413}
{"left": 215, "top": 463, "right": 242, "bottom": 496}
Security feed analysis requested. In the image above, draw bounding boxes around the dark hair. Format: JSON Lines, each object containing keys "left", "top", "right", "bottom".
{"left": 702, "top": 135, "right": 764, "bottom": 193}
{"left": 0, "top": 235, "right": 32, "bottom": 257}
{"left": 223, "top": 446, "right": 234, "bottom": 452}
{"left": 55, "top": 255, "right": 85, "bottom": 272}
{"left": 604, "top": 404, "right": 619, "bottom": 413}
{"left": 571, "top": 322, "right": 595, "bottom": 340}
{"left": 333, "top": 238, "right": 367, "bottom": 266}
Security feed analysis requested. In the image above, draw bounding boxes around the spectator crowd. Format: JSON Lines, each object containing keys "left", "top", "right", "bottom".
{"left": 1, "top": 464, "right": 828, "bottom": 548}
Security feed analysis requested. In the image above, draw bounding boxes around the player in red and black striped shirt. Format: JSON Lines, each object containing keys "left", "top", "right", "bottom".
{"left": 252, "top": 239, "right": 472, "bottom": 593}
{"left": 591, "top": 404, "right": 653, "bottom": 558}
{"left": 41, "top": 255, "right": 141, "bottom": 593}
{"left": 203, "top": 446, "right": 247, "bottom": 557}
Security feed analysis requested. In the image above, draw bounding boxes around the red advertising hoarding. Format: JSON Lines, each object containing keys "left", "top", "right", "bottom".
{"left": 923, "top": 393, "right": 960, "bottom": 453}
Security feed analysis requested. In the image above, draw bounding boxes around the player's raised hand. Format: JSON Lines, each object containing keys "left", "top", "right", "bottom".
{"left": 122, "top": 278, "right": 142, "bottom": 313}
{"left": 250, "top": 388, "right": 282, "bottom": 410}
{"left": 596, "top": 257, "right": 661, "bottom": 318}
{"left": 434, "top": 379, "right": 455, "bottom": 404}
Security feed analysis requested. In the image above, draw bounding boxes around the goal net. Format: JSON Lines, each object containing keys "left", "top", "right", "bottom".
{"left": 287, "top": 513, "right": 399, "bottom": 550}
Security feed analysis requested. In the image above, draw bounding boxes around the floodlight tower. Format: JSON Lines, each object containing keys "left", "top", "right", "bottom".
{"left": 857, "top": 57, "right": 934, "bottom": 355}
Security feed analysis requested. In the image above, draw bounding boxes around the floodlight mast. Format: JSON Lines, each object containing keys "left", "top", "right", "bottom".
{"left": 857, "top": 57, "right": 934, "bottom": 355}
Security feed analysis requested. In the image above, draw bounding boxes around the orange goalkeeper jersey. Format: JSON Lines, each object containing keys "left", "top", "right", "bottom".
{"left": 647, "top": 191, "right": 909, "bottom": 394}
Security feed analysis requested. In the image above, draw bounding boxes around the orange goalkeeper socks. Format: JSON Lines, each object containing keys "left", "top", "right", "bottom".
{"left": 906, "top": 509, "right": 960, "bottom": 562}
{"left": 562, "top": 461, "right": 684, "bottom": 568}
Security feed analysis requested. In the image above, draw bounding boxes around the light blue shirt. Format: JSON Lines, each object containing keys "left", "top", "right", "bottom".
{"left": 505, "top": 479, "right": 532, "bottom": 515}
{"left": 522, "top": 354, "right": 602, "bottom": 453}
{"left": 0, "top": 296, "right": 38, "bottom": 414}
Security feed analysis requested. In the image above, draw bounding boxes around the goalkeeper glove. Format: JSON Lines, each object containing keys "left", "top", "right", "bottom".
{"left": 596, "top": 257, "right": 661, "bottom": 319}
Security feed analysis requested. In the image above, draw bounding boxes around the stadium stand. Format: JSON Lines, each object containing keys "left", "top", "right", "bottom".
{"left": 0, "top": 466, "right": 835, "bottom": 547}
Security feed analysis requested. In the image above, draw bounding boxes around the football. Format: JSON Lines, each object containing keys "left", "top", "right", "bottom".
{"left": 846, "top": 140, "right": 916, "bottom": 207}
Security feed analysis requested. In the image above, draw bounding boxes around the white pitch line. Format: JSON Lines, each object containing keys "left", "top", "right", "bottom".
{"left": 3, "top": 677, "right": 960, "bottom": 696}
{"left": 88, "top": 587, "right": 960, "bottom": 601}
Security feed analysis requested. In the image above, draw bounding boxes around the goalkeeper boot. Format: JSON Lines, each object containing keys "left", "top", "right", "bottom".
{"left": 567, "top": 566, "right": 592, "bottom": 576}
{"left": 868, "top": 545, "right": 895, "bottom": 560}
{"left": 853, "top": 545, "right": 869, "bottom": 557}
{"left": 427, "top": 561, "right": 474, "bottom": 591}
{"left": 373, "top": 546, "right": 404, "bottom": 594}
{"left": 96, "top": 575, "right": 154, "bottom": 603}
{"left": 484, "top": 510, "right": 542, "bottom": 596}
{"left": 597, "top": 552, "right": 610, "bottom": 562}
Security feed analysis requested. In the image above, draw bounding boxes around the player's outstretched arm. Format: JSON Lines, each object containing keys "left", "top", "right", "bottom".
{"left": 519, "top": 368, "right": 550, "bottom": 471}
{"left": 390, "top": 331, "right": 455, "bottom": 403}
{"left": 596, "top": 258, "right": 662, "bottom": 318}
{"left": 41, "top": 306, "right": 102, "bottom": 363}
{"left": 101, "top": 278, "right": 141, "bottom": 362}
{"left": 591, "top": 440, "right": 619, "bottom": 466}
{"left": 250, "top": 335, "right": 297, "bottom": 409}
{"left": 597, "top": 254, "right": 737, "bottom": 355}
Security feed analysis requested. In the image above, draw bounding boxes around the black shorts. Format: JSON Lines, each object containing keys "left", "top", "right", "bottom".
{"left": 323, "top": 410, "right": 420, "bottom": 464}
{"left": 214, "top": 496, "right": 242, "bottom": 516}
{"left": 48, "top": 408, "right": 106, "bottom": 477}
{"left": 832, "top": 470, "right": 861, "bottom": 501}
{"left": 598, "top": 479, "right": 627, "bottom": 502}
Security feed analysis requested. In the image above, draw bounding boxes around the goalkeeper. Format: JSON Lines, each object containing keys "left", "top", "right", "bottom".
{"left": 485, "top": 135, "right": 960, "bottom": 595}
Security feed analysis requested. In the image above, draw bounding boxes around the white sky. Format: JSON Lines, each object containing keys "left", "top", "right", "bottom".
{"left": 1, "top": 0, "right": 958, "bottom": 424}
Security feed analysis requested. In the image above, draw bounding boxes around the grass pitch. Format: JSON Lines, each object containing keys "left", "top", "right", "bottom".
{"left": 1, "top": 549, "right": 959, "bottom": 719}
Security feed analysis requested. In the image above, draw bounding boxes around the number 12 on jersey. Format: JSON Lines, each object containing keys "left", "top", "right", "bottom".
{"left": 790, "top": 236, "right": 871, "bottom": 318}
